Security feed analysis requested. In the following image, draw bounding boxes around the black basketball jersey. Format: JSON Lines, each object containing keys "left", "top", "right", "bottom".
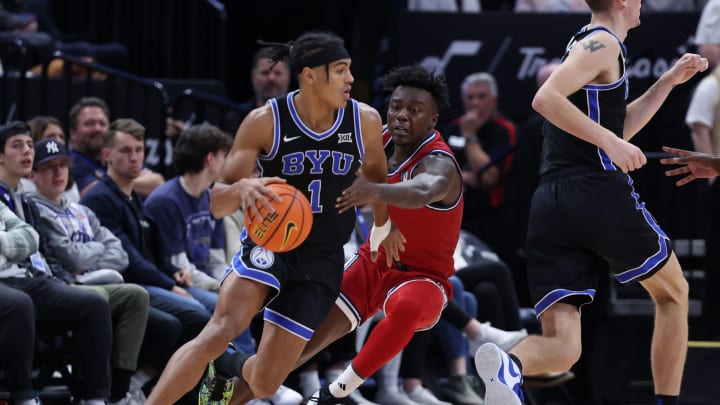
{"left": 540, "top": 26, "right": 629, "bottom": 178}
{"left": 258, "top": 90, "right": 365, "bottom": 249}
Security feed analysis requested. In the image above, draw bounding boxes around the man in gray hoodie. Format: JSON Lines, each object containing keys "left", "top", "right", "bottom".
{"left": 25, "top": 138, "right": 150, "bottom": 405}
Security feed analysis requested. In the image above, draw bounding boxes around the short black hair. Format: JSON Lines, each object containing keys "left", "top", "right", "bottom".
{"left": 0, "top": 121, "right": 31, "bottom": 151}
{"left": 173, "top": 123, "right": 233, "bottom": 175}
{"left": 381, "top": 65, "right": 450, "bottom": 112}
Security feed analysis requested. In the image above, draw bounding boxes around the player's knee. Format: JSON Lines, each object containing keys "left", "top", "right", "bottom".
{"left": 544, "top": 330, "right": 581, "bottom": 372}
{"left": 385, "top": 283, "right": 443, "bottom": 323}
{"left": 210, "top": 313, "right": 251, "bottom": 342}
{"left": 247, "top": 371, "right": 283, "bottom": 399}
{"left": 386, "top": 299, "right": 434, "bottom": 328}
{"left": 197, "top": 320, "right": 246, "bottom": 355}
{"left": 557, "top": 343, "right": 582, "bottom": 371}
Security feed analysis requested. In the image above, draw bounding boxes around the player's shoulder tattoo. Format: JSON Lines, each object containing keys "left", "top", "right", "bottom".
{"left": 581, "top": 38, "right": 606, "bottom": 53}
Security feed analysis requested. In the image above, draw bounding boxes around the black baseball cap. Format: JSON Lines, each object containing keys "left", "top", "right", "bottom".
{"left": 34, "top": 138, "right": 72, "bottom": 169}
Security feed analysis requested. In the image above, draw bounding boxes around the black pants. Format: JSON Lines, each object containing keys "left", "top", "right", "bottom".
{"left": 455, "top": 259, "right": 523, "bottom": 331}
{"left": 703, "top": 181, "right": 720, "bottom": 329}
{"left": 1, "top": 276, "right": 112, "bottom": 400}
{"left": 0, "top": 282, "right": 35, "bottom": 400}
{"left": 139, "top": 290, "right": 210, "bottom": 376}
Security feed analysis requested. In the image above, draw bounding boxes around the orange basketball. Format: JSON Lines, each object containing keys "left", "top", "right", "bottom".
{"left": 243, "top": 183, "right": 313, "bottom": 252}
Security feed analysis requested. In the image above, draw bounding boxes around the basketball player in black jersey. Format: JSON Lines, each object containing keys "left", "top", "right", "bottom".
{"left": 145, "top": 31, "right": 401, "bottom": 405}
{"left": 473, "top": 1, "right": 709, "bottom": 405}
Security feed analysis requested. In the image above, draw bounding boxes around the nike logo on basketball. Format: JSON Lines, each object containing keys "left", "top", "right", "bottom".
{"left": 283, "top": 135, "right": 301, "bottom": 142}
{"left": 281, "top": 221, "right": 298, "bottom": 249}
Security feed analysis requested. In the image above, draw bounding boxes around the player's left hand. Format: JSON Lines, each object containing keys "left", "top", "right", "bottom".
{"left": 379, "top": 223, "right": 406, "bottom": 267}
{"left": 336, "top": 170, "right": 381, "bottom": 213}
{"left": 665, "top": 53, "right": 709, "bottom": 85}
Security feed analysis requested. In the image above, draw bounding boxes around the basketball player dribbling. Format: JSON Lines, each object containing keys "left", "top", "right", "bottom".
{"left": 144, "top": 31, "right": 398, "bottom": 405}
{"left": 225, "top": 64, "right": 485, "bottom": 405}
{"left": 472, "top": 1, "right": 709, "bottom": 405}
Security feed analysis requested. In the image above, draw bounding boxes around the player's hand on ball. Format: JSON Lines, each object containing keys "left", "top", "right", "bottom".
{"left": 237, "top": 177, "right": 286, "bottom": 219}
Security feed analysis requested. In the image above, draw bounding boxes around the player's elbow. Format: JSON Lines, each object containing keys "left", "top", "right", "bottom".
{"left": 531, "top": 90, "right": 552, "bottom": 117}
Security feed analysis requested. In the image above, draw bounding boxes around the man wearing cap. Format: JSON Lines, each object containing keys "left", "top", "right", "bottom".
{"left": 0, "top": 121, "right": 114, "bottom": 405}
{"left": 25, "top": 138, "right": 151, "bottom": 405}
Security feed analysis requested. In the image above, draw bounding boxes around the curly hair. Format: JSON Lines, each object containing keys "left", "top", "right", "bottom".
{"left": 380, "top": 65, "right": 450, "bottom": 113}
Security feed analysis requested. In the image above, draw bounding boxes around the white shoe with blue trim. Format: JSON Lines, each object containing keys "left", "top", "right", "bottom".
{"left": 474, "top": 343, "right": 524, "bottom": 405}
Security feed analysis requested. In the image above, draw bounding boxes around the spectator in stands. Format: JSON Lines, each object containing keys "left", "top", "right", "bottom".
{"left": 144, "top": 123, "right": 231, "bottom": 289}
{"left": 68, "top": 97, "right": 164, "bottom": 197}
{"left": 695, "top": 0, "right": 720, "bottom": 69}
{"left": 79, "top": 118, "right": 211, "bottom": 401}
{"left": 0, "top": 120, "right": 113, "bottom": 405}
{"left": 22, "top": 115, "right": 81, "bottom": 202}
{"left": 28, "top": 115, "right": 64, "bottom": 143}
{"left": 442, "top": 72, "right": 518, "bottom": 265}
{"left": 25, "top": 138, "right": 150, "bottom": 405}
{"left": 388, "top": 333, "right": 454, "bottom": 405}
{"left": 434, "top": 278, "right": 487, "bottom": 405}
{"left": 223, "top": 47, "right": 291, "bottom": 134}
{"left": 0, "top": 209, "right": 55, "bottom": 405}
{"left": 683, "top": 61, "right": 720, "bottom": 337}
{"left": 514, "top": 0, "right": 589, "bottom": 12}
{"left": 143, "top": 123, "right": 257, "bottom": 354}
{"left": 0, "top": 0, "right": 128, "bottom": 69}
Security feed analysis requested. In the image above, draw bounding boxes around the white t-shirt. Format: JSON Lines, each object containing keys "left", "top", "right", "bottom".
{"left": 685, "top": 74, "right": 719, "bottom": 128}
{"left": 696, "top": 0, "right": 720, "bottom": 45}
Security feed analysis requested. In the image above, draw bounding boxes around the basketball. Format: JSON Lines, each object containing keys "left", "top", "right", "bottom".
{"left": 243, "top": 183, "right": 313, "bottom": 252}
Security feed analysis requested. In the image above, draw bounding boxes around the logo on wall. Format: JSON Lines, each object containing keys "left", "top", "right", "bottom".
{"left": 420, "top": 40, "right": 482, "bottom": 75}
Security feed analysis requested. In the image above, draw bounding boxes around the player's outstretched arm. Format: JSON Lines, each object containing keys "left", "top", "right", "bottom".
{"left": 625, "top": 54, "right": 709, "bottom": 140}
{"left": 335, "top": 154, "right": 459, "bottom": 210}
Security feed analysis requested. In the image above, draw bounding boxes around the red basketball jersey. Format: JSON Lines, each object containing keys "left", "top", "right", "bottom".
{"left": 371, "top": 129, "right": 463, "bottom": 279}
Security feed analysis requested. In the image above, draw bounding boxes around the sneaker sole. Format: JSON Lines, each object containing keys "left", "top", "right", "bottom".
{"left": 474, "top": 345, "right": 522, "bottom": 405}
